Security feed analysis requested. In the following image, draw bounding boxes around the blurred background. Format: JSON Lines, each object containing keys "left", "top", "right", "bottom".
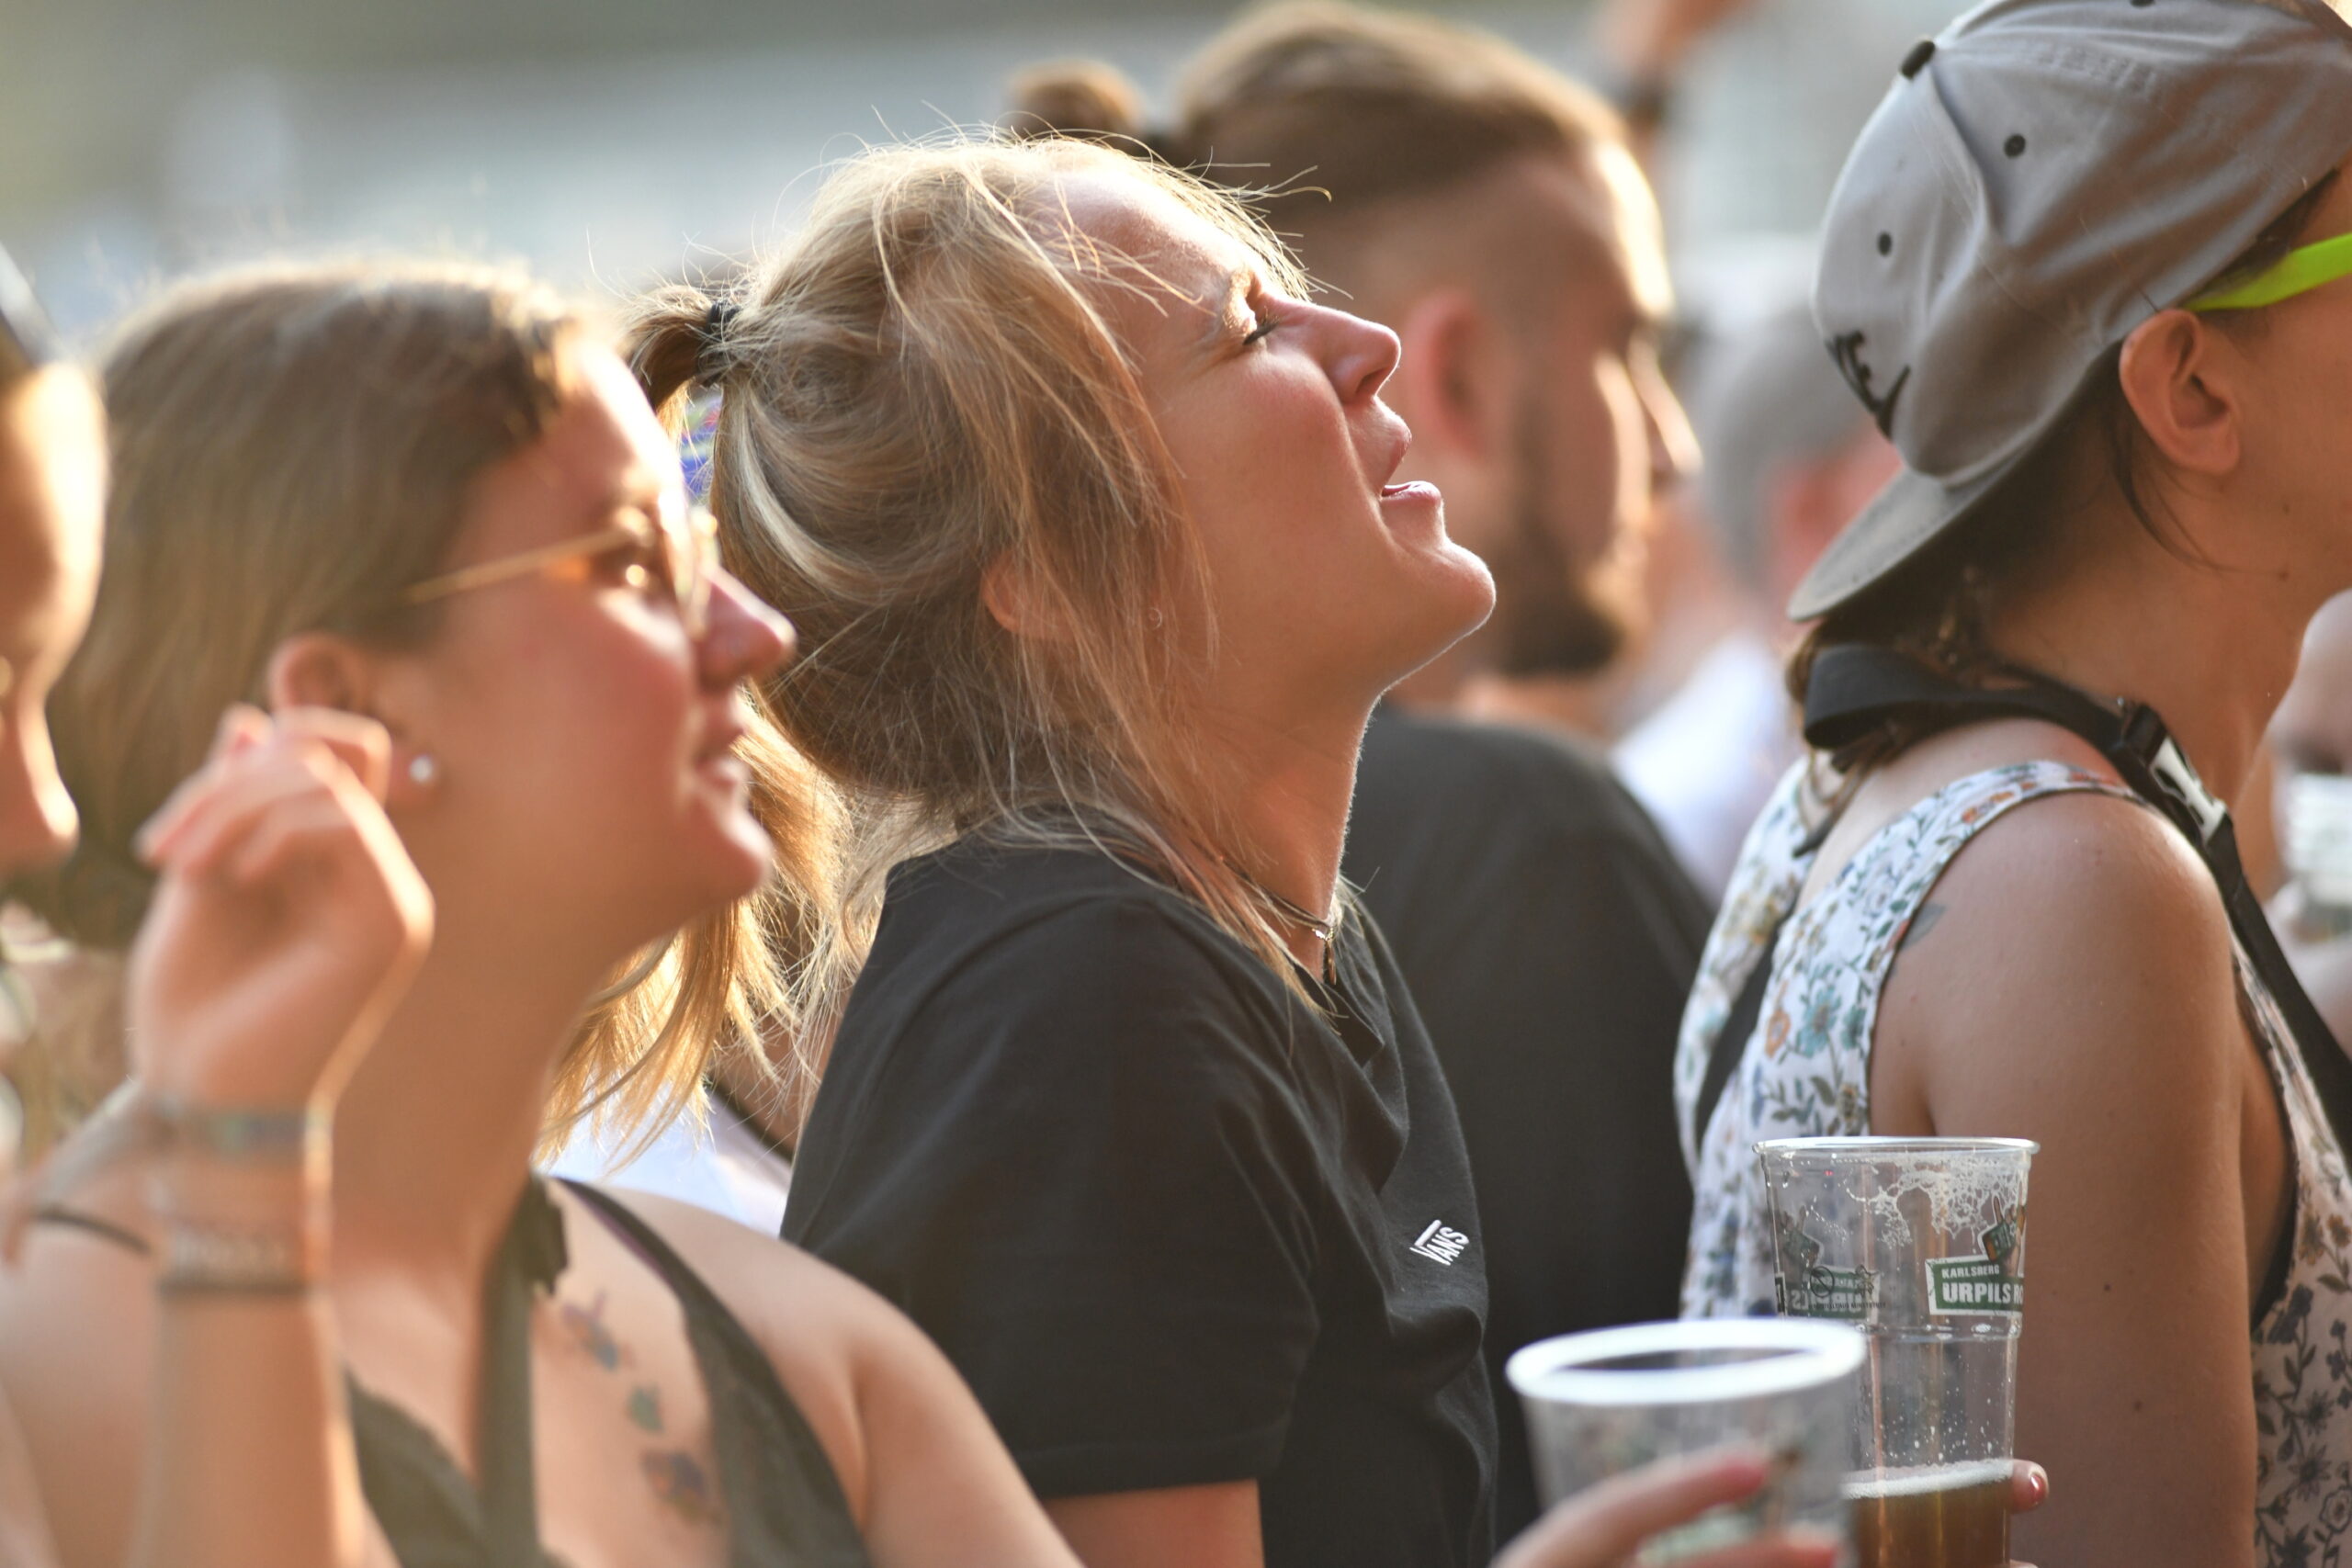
{"left": 3, "top": 0, "right": 1967, "bottom": 340}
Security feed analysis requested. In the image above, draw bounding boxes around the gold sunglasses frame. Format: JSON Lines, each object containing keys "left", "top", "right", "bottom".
{"left": 397, "top": 506, "right": 719, "bottom": 637}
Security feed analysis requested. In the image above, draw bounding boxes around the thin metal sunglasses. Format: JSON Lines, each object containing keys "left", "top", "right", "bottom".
{"left": 397, "top": 502, "right": 721, "bottom": 637}
{"left": 2188, "top": 230, "right": 2352, "bottom": 313}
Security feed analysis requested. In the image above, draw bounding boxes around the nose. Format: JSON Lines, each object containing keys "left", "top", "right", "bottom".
{"left": 698, "top": 569, "right": 796, "bottom": 691}
{"left": 0, "top": 713, "right": 79, "bottom": 877}
{"left": 1324, "top": 306, "right": 1404, "bottom": 408}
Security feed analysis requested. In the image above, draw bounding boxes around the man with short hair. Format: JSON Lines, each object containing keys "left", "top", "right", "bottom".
{"left": 1612, "top": 292, "right": 1902, "bottom": 897}
{"left": 1164, "top": 4, "right": 1719, "bottom": 1535}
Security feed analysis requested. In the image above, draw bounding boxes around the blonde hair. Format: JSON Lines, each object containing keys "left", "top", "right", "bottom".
{"left": 628, "top": 136, "right": 1326, "bottom": 1109}
{"left": 11, "top": 259, "right": 837, "bottom": 1156}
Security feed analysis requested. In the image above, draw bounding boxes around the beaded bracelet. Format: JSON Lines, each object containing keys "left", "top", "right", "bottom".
{"left": 154, "top": 1214, "right": 318, "bottom": 1296}
{"left": 151, "top": 1095, "right": 324, "bottom": 1164}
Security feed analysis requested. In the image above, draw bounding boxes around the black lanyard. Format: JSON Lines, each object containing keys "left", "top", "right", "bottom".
{"left": 1692, "top": 644, "right": 2352, "bottom": 1164}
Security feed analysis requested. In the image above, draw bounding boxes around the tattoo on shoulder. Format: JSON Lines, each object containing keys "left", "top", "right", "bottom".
{"left": 643, "top": 1449, "right": 724, "bottom": 1529}
{"left": 552, "top": 1290, "right": 726, "bottom": 1533}
{"left": 1900, "top": 902, "right": 1948, "bottom": 952}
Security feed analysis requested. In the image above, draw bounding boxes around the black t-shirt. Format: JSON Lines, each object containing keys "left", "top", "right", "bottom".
{"left": 782, "top": 835, "right": 1497, "bottom": 1568}
{"left": 1343, "top": 706, "right": 1711, "bottom": 1540}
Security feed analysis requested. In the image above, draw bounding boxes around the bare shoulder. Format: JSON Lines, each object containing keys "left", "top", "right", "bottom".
{"left": 567, "top": 1185, "right": 902, "bottom": 1361}
{"left": 1919, "top": 784, "right": 2228, "bottom": 976}
{"left": 1877, "top": 784, "right": 2242, "bottom": 1129}
{"left": 567, "top": 1184, "right": 956, "bottom": 1524}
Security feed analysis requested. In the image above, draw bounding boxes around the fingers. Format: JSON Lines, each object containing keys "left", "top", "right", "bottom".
{"left": 142, "top": 752, "right": 352, "bottom": 882}
{"left": 269, "top": 706, "right": 392, "bottom": 801}
{"left": 134, "top": 705, "right": 270, "bottom": 855}
{"left": 225, "top": 795, "right": 382, "bottom": 889}
{"left": 1500, "top": 1450, "right": 1771, "bottom": 1568}
{"left": 134, "top": 707, "right": 398, "bottom": 867}
{"left": 2007, "top": 1461, "right": 2049, "bottom": 1515}
{"left": 1679, "top": 1529, "right": 1843, "bottom": 1568}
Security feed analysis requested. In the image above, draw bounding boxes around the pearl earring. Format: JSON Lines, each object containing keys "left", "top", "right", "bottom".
{"left": 406, "top": 753, "right": 439, "bottom": 788}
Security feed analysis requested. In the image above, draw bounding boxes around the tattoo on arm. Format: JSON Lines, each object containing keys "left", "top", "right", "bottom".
{"left": 1900, "top": 901, "right": 1948, "bottom": 953}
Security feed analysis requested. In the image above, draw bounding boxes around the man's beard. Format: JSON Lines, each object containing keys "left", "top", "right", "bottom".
{"left": 1485, "top": 400, "right": 1636, "bottom": 680}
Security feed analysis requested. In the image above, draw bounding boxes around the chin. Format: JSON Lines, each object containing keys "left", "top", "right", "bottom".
{"left": 1372, "top": 552, "right": 1498, "bottom": 685}
{"left": 650, "top": 814, "right": 779, "bottom": 927}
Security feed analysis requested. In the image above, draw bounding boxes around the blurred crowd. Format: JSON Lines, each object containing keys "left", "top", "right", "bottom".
{"left": 1, "top": 1, "right": 2350, "bottom": 1566}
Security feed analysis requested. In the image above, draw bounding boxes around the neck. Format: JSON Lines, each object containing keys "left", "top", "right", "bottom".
{"left": 1202, "top": 702, "right": 1367, "bottom": 974}
{"left": 329, "top": 913, "right": 612, "bottom": 1278}
{"left": 1988, "top": 510, "right": 2317, "bottom": 807}
{"left": 1389, "top": 640, "right": 1474, "bottom": 706}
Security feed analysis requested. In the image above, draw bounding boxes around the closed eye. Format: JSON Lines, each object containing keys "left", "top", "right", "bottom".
{"left": 1242, "top": 310, "right": 1286, "bottom": 347}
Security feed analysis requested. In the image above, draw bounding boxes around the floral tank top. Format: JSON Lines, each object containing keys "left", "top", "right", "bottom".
{"left": 1674, "top": 759, "right": 2352, "bottom": 1565}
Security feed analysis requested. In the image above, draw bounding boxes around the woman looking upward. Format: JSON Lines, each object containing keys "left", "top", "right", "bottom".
{"left": 632, "top": 137, "right": 1856, "bottom": 1568}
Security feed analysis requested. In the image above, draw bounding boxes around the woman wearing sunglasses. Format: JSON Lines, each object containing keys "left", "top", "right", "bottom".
{"left": 1677, "top": 4, "right": 2352, "bottom": 1564}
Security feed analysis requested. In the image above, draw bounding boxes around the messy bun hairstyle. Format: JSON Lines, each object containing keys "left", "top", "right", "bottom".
{"left": 15, "top": 259, "right": 838, "bottom": 1154}
{"left": 1001, "top": 59, "right": 1165, "bottom": 157}
{"left": 627, "top": 135, "right": 1326, "bottom": 1107}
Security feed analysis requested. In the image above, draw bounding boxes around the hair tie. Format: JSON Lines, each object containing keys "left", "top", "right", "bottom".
{"left": 697, "top": 298, "right": 741, "bottom": 381}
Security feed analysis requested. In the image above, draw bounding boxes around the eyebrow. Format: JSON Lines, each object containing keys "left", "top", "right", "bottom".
{"left": 1197, "top": 267, "right": 1254, "bottom": 350}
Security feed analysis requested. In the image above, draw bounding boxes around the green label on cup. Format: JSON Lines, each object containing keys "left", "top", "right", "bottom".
{"left": 1776, "top": 1266, "right": 1878, "bottom": 1320}
{"left": 1926, "top": 1256, "right": 2024, "bottom": 1315}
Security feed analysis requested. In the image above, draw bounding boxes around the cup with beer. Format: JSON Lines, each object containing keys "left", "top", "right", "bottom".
{"left": 1505, "top": 1318, "right": 1863, "bottom": 1562}
{"left": 1758, "top": 1135, "right": 2037, "bottom": 1568}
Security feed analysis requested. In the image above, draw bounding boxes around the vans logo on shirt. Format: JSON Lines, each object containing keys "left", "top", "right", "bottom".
{"left": 1409, "top": 1220, "right": 1471, "bottom": 1266}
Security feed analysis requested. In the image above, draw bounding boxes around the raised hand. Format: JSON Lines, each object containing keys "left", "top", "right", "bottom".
{"left": 126, "top": 705, "right": 432, "bottom": 1112}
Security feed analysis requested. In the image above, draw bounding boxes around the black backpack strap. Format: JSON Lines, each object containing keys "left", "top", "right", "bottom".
{"left": 1795, "top": 645, "right": 2352, "bottom": 1166}
{"left": 1693, "top": 923, "right": 1780, "bottom": 1147}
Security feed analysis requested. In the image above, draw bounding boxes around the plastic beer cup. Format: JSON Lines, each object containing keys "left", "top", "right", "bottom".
{"left": 1758, "top": 1136, "right": 2037, "bottom": 1568}
{"left": 1505, "top": 1319, "right": 1863, "bottom": 1562}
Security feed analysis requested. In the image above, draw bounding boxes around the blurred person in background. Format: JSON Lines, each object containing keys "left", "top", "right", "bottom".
{"left": 664, "top": 128, "right": 1851, "bottom": 1568}
{"left": 0, "top": 258, "right": 1117, "bottom": 1568}
{"left": 1003, "top": 6, "right": 1713, "bottom": 1539}
{"left": 1679, "top": 2, "right": 2352, "bottom": 1562}
{"left": 2265, "top": 593, "right": 2352, "bottom": 1044}
{"left": 1612, "top": 293, "right": 1900, "bottom": 898}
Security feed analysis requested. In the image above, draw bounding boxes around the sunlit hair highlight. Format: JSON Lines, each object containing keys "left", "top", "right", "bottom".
{"left": 629, "top": 136, "right": 1324, "bottom": 1116}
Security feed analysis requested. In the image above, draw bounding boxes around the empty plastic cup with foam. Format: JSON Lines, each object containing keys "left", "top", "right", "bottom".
{"left": 1505, "top": 1318, "right": 1862, "bottom": 1562}
{"left": 1758, "top": 1135, "right": 2036, "bottom": 1568}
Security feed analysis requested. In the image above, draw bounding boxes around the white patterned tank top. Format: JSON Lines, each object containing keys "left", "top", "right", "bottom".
{"left": 1674, "top": 759, "right": 2352, "bottom": 1565}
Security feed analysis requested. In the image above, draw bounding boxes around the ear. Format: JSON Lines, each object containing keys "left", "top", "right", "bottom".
{"left": 978, "top": 555, "right": 1074, "bottom": 644}
{"left": 264, "top": 633, "right": 438, "bottom": 807}
{"left": 1390, "top": 288, "right": 1501, "bottom": 464}
{"left": 265, "top": 631, "right": 379, "bottom": 716}
{"left": 2117, "top": 310, "right": 2243, "bottom": 480}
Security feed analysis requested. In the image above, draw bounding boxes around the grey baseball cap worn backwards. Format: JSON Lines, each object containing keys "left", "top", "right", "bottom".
{"left": 1792, "top": 0, "right": 2352, "bottom": 622}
